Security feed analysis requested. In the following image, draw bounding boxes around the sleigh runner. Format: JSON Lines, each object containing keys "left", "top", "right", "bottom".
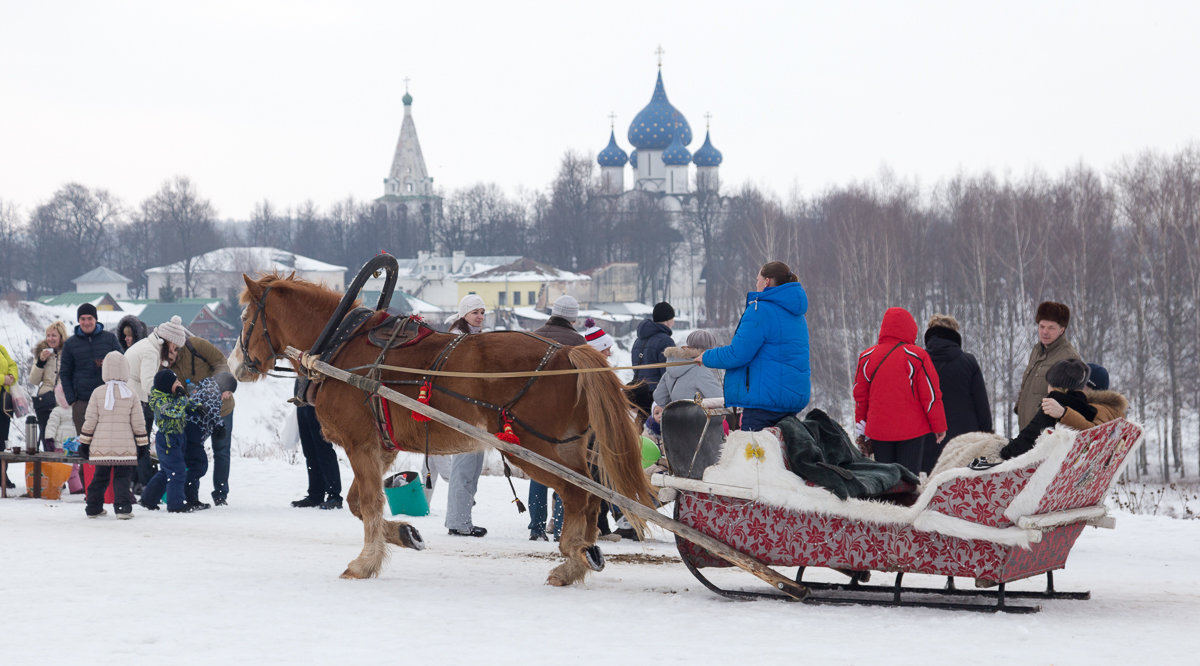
{"left": 654, "top": 400, "right": 1143, "bottom": 612}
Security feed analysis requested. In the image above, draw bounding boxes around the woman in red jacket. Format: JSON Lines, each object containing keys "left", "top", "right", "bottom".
{"left": 853, "top": 307, "right": 947, "bottom": 475}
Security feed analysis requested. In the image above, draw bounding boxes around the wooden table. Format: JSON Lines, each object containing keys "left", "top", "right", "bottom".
{"left": 0, "top": 451, "right": 76, "bottom": 499}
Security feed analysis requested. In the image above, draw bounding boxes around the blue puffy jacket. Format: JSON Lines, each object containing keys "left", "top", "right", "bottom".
{"left": 701, "top": 281, "right": 811, "bottom": 412}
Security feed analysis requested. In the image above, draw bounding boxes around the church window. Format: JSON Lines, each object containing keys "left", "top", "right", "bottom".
{"left": 513, "top": 291, "right": 521, "bottom": 305}
{"left": 407, "top": 183, "right": 413, "bottom": 193}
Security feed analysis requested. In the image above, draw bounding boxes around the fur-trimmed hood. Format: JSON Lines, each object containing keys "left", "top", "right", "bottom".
{"left": 1084, "top": 389, "right": 1129, "bottom": 415}
{"left": 663, "top": 346, "right": 703, "bottom": 361}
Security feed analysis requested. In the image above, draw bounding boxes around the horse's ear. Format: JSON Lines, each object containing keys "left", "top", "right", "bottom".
{"left": 243, "top": 274, "right": 262, "bottom": 301}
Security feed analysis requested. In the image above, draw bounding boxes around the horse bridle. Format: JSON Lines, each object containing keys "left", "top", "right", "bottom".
{"left": 239, "top": 284, "right": 278, "bottom": 376}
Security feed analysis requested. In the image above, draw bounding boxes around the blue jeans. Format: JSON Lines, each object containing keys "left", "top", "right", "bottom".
{"left": 143, "top": 431, "right": 187, "bottom": 511}
{"left": 210, "top": 412, "right": 233, "bottom": 501}
{"left": 739, "top": 408, "right": 795, "bottom": 432}
{"left": 527, "top": 480, "right": 563, "bottom": 536}
{"left": 183, "top": 422, "right": 209, "bottom": 504}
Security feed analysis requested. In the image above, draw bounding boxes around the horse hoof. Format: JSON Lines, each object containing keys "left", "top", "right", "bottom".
{"left": 584, "top": 545, "right": 605, "bottom": 572}
{"left": 399, "top": 524, "right": 426, "bottom": 551}
{"left": 546, "top": 574, "right": 570, "bottom": 587}
{"left": 339, "top": 568, "right": 361, "bottom": 579}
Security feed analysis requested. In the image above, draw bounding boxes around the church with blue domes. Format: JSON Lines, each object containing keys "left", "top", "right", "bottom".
{"left": 597, "top": 64, "right": 723, "bottom": 198}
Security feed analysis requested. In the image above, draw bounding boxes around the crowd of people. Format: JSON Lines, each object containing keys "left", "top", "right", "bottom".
{"left": 2, "top": 263, "right": 1129, "bottom": 530}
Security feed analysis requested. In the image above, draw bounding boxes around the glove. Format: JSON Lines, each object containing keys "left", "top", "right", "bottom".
{"left": 137, "top": 445, "right": 149, "bottom": 460}
{"left": 78, "top": 443, "right": 90, "bottom": 460}
{"left": 853, "top": 420, "right": 866, "bottom": 438}
{"left": 211, "top": 425, "right": 227, "bottom": 441}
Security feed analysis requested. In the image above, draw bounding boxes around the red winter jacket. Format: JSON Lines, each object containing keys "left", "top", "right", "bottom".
{"left": 853, "top": 308, "right": 947, "bottom": 442}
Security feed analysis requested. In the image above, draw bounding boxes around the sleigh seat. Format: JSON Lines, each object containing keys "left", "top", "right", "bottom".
{"left": 654, "top": 417, "right": 1143, "bottom": 596}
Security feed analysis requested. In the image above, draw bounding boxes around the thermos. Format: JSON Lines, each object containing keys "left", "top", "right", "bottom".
{"left": 24, "top": 415, "right": 39, "bottom": 454}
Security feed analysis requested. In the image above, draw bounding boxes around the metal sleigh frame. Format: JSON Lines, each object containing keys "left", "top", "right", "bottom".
{"left": 655, "top": 401, "right": 1144, "bottom": 613}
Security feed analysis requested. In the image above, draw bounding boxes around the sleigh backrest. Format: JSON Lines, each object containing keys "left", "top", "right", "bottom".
{"left": 1003, "top": 418, "right": 1143, "bottom": 522}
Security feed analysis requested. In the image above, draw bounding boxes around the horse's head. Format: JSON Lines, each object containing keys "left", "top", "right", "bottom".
{"left": 229, "top": 274, "right": 279, "bottom": 383}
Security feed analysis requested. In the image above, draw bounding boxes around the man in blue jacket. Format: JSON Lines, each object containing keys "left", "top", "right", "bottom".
{"left": 701, "top": 261, "right": 810, "bottom": 431}
{"left": 61, "top": 303, "right": 122, "bottom": 433}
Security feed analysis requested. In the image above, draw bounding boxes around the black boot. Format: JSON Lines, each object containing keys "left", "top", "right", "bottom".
{"left": 291, "top": 495, "right": 323, "bottom": 508}
{"left": 319, "top": 497, "right": 343, "bottom": 510}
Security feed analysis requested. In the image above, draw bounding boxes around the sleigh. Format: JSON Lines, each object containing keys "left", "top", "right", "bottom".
{"left": 654, "top": 401, "right": 1144, "bottom": 612}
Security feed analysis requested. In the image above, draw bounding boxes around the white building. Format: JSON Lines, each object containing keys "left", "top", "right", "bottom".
{"left": 145, "top": 247, "right": 347, "bottom": 302}
{"left": 72, "top": 266, "right": 132, "bottom": 300}
{"left": 363, "top": 250, "right": 522, "bottom": 313}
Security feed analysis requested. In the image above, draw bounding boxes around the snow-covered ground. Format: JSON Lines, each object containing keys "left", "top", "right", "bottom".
{"left": 3, "top": 458, "right": 1199, "bottom": 664}
{"left": 4, "top": 302, "right": 1199, "bottom": 663}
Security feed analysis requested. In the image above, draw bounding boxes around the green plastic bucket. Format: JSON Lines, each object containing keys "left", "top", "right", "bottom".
{"left": 384, "top": 471, "right": 429, "bottom": 516}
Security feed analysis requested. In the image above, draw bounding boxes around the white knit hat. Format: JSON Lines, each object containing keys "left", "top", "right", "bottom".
{"left": 156, "top": 315, "right": 188, "bottom": 346}
{"left": 455, "top": 294, "right": 486, "bottom": 321}
{"left": 582, "top": 318, "right": 614, "bottom": 352}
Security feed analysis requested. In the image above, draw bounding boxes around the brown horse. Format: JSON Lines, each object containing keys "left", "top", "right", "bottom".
{"left": 229, "top": 273, "right": 656, "bottom": 585}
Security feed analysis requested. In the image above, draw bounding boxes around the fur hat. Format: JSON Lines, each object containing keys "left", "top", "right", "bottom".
{"left": 582, "top": 318, "right": 614, "bottom": 352}
{"left": 1046, "top": 358, "right": 1090, "bottom": 391}
{"left": 153, "top": 368, "right": 178, "bottom": 395}
{"left": 551, "top": 295, "right": 579, "bottom": 321}
{"left": 1086, "top": 363, "right": 1110, "bottom": 391}
{"left": 213, "top": 371, "right": 238, "bottom": 394}
{"left": 685, "top": 329, "right": 718, "bottom": 350}
{"left": 77, "top": 303, "right": 98, "bottom": 320}
{"left": 1035, "top": 301, "right": 1070, "bottom": 328}
{"left": 156, "top": 315, "right": 188, "bottom": 346}
{"left": 652, "top": 301, "right": 675, "bottom": 323}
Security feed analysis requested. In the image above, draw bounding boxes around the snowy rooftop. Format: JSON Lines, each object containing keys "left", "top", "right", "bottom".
{"left": 72, "top": 266, "right": 131, "bottom": 284}
{"left": 460, "top": 257, "right": 590, "bottom": 283}
{"left": 144, "top": 247, "right": 347, "bottom": 275}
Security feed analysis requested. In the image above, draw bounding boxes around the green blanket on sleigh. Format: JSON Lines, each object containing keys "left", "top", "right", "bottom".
{"left": 776, "top": 409, "right": 920, "bottom": 502}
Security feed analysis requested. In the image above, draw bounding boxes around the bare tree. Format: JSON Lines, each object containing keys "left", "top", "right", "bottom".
{"left": 139, "top": 176, "right": 220, "bottom": 298}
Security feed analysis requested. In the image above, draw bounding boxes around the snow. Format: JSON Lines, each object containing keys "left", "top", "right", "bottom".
{"left": 5, "top": 302, "right": 1198, "bottom": 662}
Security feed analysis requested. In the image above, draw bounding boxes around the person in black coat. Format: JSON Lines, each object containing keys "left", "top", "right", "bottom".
{"left": 628, "top": 302, "right": 676, "bottom": 418}
{"left": 921, "top": 315, "right": 992, "bottom": 474}
{"left": 60, "top": 303, "right": 122, "bottom": 434}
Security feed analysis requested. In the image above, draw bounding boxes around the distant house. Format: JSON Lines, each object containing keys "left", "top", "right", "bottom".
{"left": 365, "top": 250, "right": 522, "bottom": 313}
{"left": 72, "top": 267, "right": 133, "bottom": 300}
{"left": 580, "top": 262, "right": 640, "bottom": 304}
{"left": 145, "top": 247, "right": 347, "bottom": 302}
{"left": 40, "top": 292, "right": 122, "bottom": 312}
{"left": 456, "top": 257, "right": 590, "bottom": 328}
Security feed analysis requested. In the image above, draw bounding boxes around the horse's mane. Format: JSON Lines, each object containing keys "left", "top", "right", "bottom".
{"left": 240, "top": 272, "right": 360, "bottom": 319}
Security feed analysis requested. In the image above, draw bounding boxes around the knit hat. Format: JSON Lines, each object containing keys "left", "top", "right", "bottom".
{"left": 77, "top": 303, "right": 98, "bottom": 320}
{"left": 1035, "top": 301, "right": 1070, "bottom": 328}
{"left": 652, "top": 301, "right": 675, "bottom": 323}
{"left": 153, "top": 368, "right": 178, "bottom": 395}
{"left": 456, "top": 294, "right": 486, "bottom": 321}
{"left": 551, "top": 295, "right": 580, "bottom": 321}
{"left": 582, "top": 318, "right": 615, "bottom": 353}
{"left": 156, "top": 315, "right": 188, "bottom": 346}
{"left": 685, "top": 329, "right": 718, "bottom": 350}
{"left": 1046, "top": 358, "right": 1089, "bottom": 391}
{"left": 1086, "top": 363, "right": 1110, "bottom": 391}
{"left": 213, "top": 371, "right": 238, "bottom": 394}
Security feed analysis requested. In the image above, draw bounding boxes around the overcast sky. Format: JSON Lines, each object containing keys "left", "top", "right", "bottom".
{"left": 3, "top": 0, "right": 1199, "bottom": 219}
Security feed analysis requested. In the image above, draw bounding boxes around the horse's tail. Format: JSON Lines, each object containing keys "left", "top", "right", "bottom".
{"left": 568, "top": 345, "right": 657, "bottom": 534}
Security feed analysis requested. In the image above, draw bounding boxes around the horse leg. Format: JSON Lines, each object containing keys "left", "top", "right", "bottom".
{"left": 547, "top": 482, "right": 602, "bottom": 586}
{"left": 340, "top": 446, "right": 389, "bottom": 579}
{"left": 346, "top": 478, "right": 361, "bottom": 519}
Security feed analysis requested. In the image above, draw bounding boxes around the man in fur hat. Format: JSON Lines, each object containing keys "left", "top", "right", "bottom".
{"left": 1015, "top": 301, "right": 1081, "bottom": 429}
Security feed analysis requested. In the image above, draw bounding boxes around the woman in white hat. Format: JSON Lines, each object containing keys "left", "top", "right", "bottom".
{"left": 447, "top": 294, "right": 486, "bottom": 335}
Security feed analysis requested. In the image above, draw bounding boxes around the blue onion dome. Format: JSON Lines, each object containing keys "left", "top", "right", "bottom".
{"left": 627, "top": 70, "right": 692, "bottom": 150}
{"left": 692, "top": 130, "right": 723, "bottom": 166}
{"left": 597, "top": 130, "right": 629, "bottom": 167}
{"left": 661, "top": 130, "right": 691, "bottom": 165}
{"left": 402, "top": 92, "right": 413, "bottom": 106}
{"left": 629, "top": 149, "right": 638, "bottom": 168}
